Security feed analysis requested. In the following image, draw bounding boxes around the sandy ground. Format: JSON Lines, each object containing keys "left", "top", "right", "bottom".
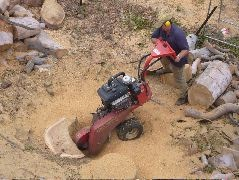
{"left": 0, "top": 0, "right": 238, "bottom": 179}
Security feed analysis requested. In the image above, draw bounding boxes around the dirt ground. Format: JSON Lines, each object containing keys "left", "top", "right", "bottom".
{"left": 0, "top": 0, "right": 238, "bottom": 179}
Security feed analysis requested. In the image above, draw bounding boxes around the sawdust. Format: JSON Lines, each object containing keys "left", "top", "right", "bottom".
{"left": 79, "top": 153, "right": 137, "bottom": 179}
{"left": 0, "top": 0, "right": 238, "bottom": 179}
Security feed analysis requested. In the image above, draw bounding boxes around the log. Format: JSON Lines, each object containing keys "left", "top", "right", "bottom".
{"left": 158, "top": 64, "right": 192, "bottom": 88}
{"left": 0, "top": 19, "right": 13, "bottom": 52}
{"left": 9, "top": 4, "right": 33, "bottom": 17}
{"left": 40, "top": 0, "right": 65, "bottom": 29}
{"left": 24, "top": 30, "right": 68, "bottom": 58}
{"left": 214, "top": 91, "right": 237, "bottom": 106}
{"left": 191, "top": 58, "right": 201, "bottom": 75}
{"left": 9, "top": 17, "right": 41, "bottom": 40}
{"left": 0, "top": 0, "right": 9, "bottom": 13}
{"left": 188, "top": 60, "right": 232, "bottom": 108}
{"left": 190, "top": 47, "right": 211, "bottom": 60}
{"left": 200, "top": 62, "right": 211, "bottom": 70}
{"left": 21, "top": 0, "right": 43, "bottom": 7}
{"left": 204, "top": 40, "right": 225, "bottom": 56}
{"left": 184, "top": 103, "right": 239, "bottom": 120}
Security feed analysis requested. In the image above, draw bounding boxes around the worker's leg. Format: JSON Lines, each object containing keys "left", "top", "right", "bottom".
{"left": 156, "top": 57, "right": 172, "bottom": 75}
{"left": 171, "top": 64, "right": 188, "bottom": 105}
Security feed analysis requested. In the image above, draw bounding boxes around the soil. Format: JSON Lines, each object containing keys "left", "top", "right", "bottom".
{"left": 0, "top": 0, "right": 238, "bottom": 179}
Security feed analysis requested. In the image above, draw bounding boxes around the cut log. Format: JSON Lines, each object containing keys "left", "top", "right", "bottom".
{"left": 0, "top": 19, "right": 13, "bottom": 52}
{"left": 21, "top": 0, "right": 43, "bottom": 7}
{"left": 24, "top": 30, "right": 68, "bottom": 58}
{"left": 0, "top": 0, "right": 9, "bottom": 13}
{"left": 159, "top": 64, "right": 192, "bottom": 88}
{"left": 185, "top": 103, "right": 239, "bottom": 120}
{"left": 40, "top": 0, "right": 65, "bottom": 29}
{"left": 214, "top": 91, "right": 237, "bottom": 106}
{"left": 9, "top": 17, "right": 40, "bottom": 40}
{"left": 188, "top": 60, "right": 232, "bottom": 108}
{"left": 190, "top": 47, "right": 211, "bottom": 60}
{"left": 191, "top": 58, "right": 201, "bottom": 75}
{"left": 9, "top": 4, "right": 33, "bottom": 17}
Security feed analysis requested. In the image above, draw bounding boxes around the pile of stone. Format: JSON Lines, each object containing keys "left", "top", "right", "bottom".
{"left": 0, "top": 0, "right": 67, "bottom": 73}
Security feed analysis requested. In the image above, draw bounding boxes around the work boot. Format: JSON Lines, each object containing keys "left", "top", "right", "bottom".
{"left": 175, "top": 96, "right": 188, "bottom": 106}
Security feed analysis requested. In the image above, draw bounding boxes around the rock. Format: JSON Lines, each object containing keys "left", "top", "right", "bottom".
{"left": 222, "top": 146, "right": 239, "bottom": 167}
{"left": 40, "top": 0, "right": 65, "bottom": 29}
{"left": 24, "top": 59, "right": 34, "bottom": 74}
{"left": 80, "top": 153, "right": 137, "bottom": 179}
{"left": 13, "top": 41, "right": 28, "bottom": 52}
{"left": 8, "top": 0, "right": 20, "bottom": 10}
{"left": 210, "top": 170, "right": 235, "bottom": 180}
{"left": 46, "top": 86, "right": 54, "bottom": 96}
{"left": 21, "top": 0, "right": 43, "bottom": 7}
{"left": 9, "top": 17, "right": 41, "bottom": 40}
{"left": 0, "top": 19, "right": 13, "bottom": 52}
{"left": 24, "top": 30, "right": 68, "bottom": 58}
{"left": 44, "top": 118, "right": 85, "bottom": 158}
{"left": 9, "top": 4, "right": 33, "bottom": 17}
{"left": 0, "top": 0, "right": 10, "bottom": 13}
{"left": 0, "top": 80, "right": 12, "bottom": 89}
{"left": 208, "top": 153, "right": 237, "bottom": 171}
{"left": 34, "top": 64, "right": 51, "bottom": 71}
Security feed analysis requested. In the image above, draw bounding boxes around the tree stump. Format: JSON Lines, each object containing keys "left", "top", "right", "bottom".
{"left": 159, "top": 64, "right": 192, "bottom": 88}
{"left": 40, "top": 0, "right": 65, "bottom": 29}
{"left": 0, "top": 19, "right": 13, "bottom": 52}
{"left": 9, "top": 17, "right": 41, "bottom": 40}
{"left": 188, "top": 60, "right": 232, "bottom": 108}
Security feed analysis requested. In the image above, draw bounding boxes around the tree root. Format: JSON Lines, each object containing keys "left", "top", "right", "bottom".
{"left": 185, "top": 103, "right": 239, "bottom": 120}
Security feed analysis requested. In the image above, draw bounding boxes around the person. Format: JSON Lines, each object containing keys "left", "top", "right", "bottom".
{"left": 150, "top": 15, "right": 189, "bottom": 106}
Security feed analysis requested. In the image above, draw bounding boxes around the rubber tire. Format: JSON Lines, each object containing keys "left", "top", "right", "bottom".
{"left": 116, "top": 118, "right": 143, "bottom": 141}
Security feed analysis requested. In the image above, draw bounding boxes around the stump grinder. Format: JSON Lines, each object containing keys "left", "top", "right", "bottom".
{"left": 73, "top": 39, "right": 176, "bottom": 155}
{"left": 45, "top": 39, "right": 176, "bottom": 157}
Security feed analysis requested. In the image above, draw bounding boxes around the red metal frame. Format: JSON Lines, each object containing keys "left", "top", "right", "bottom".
{"left": 143, "top": 39, "right": 176, "bottom": 76}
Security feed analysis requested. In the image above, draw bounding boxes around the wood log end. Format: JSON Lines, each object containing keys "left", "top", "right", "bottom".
{"left": 188, "top": 84, "right": 213, "bottom": 108}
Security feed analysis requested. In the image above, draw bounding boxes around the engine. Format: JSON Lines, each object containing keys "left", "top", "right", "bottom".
{"left": 97, "top": 73, "right": 141, "bottom": 110}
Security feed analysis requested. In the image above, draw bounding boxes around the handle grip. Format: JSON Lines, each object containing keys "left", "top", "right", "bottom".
{"left": 107, "top": 72, "right": 125, "bottom": 86}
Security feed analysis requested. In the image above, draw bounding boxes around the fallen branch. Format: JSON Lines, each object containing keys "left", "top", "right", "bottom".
{"left": 204, "top": 40, "right": 225, "bottom": 56}
{"left": 214, "top": 44, "right": 230, "bottom": 53}
{"left": 185, "top": 103, "right": 239, "bottom": 120}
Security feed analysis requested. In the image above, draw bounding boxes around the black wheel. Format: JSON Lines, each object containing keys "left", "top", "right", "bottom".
{"left": 116, "top": 118, "right": 143, "bottom": 141}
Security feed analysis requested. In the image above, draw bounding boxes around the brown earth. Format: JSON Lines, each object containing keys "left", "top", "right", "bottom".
{"left": 0, "top": 0, "right": 238, "bottom": 179}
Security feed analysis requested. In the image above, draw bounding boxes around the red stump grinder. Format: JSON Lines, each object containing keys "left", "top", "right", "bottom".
{"left": 73, "top": 39, "right": 176, "bottom": 155}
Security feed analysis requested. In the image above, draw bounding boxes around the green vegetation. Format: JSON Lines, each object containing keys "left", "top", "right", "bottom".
{"left": 123, "top": 12, "right": 154, "bottom": 30}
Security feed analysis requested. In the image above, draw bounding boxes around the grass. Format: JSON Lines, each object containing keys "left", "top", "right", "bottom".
{"left": 123, "top": 12, "right": 154, "bottom": 30}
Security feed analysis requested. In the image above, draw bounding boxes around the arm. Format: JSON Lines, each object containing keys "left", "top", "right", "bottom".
{"left": 175, "top": 49, "right": 189, "bottom": 62}
{"left": 174, "top": 30, "right": 189, "bottom": 62}
{"left": 151, "top": 28, "right": 161, "bottom": 45}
